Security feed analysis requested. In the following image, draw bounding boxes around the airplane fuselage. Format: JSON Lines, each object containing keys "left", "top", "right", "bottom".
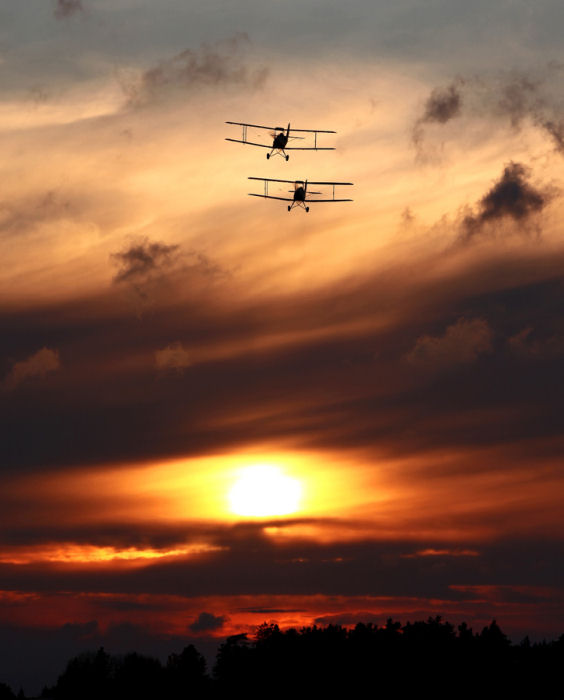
{"left": 293, "top": 186, "right": 306, "bottom": 202}
{"left": 273, "top": 132, "right": 289, "bottom": 149}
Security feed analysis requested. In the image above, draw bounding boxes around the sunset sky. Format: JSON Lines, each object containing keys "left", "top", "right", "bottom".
{"left": 2, "top": 0, "right": 564, "bottom": 692}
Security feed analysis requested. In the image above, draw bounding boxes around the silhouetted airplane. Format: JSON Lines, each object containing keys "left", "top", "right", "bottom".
{"left": 226, "top": 121, "right": 336, "bottom": 160}
{"left": 248, "top": 177, "right": 353, "bottom": 212}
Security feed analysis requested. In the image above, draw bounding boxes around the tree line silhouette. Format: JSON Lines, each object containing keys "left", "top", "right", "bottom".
{"left": 2, "top": 617, "right": 563, "bottom": 698}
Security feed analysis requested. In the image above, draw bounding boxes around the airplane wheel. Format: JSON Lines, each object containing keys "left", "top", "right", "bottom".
{"left": 288, "top": 206, "right": 291, "bottom": 212}
{"left": 285, "top": 155, "right": 289, "bottom": 161}
{"left": 266, "top": 154, "right": 270, "bottom": 159}
{"left": 306, "top": 207, "right": 310, "bottom": 213}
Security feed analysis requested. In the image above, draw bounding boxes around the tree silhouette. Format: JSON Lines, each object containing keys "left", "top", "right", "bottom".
{"left": 40, "top": 617, "right": 564, "bottom": 699}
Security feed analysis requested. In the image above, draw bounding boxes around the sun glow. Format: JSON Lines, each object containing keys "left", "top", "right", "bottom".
{"left": 228, "top": 464, "right": 302, "bottom": 517}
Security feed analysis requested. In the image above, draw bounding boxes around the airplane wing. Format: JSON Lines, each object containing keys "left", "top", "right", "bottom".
{"left": 306, "top": 181, "right": 354, "bottom": 185}
{"left": 288, "top": 128, "right": 336, "bottom": 134}
{"left": 226, "top": 140, "right": 334, "bottom": 151}
{"left": 226, "top": 121, "right": 277, "bottom": 131}
{"left": 305, "top": 198, "right": 354, "bottom": 202}
{"left": 248, "top": 177, "right": 298, "bottom": 184}
{"left": 248, "top": 194, "right": 294, "bottom": 201}
{"left": 226, "top": 122, "right": 336, "bottom": 134}
{"left": 225, "top": 139, "right": 272, "bottom": 148}
{"left": 282, "top": 146, "right": 335, "bottom": 151}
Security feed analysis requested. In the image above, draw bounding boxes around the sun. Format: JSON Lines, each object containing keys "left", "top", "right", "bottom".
{"left": 228, "top": 464, "right": 302, "bottom": 517}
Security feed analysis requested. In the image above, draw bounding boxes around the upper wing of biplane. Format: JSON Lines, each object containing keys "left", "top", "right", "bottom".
{"left": 248, "top": 177, "right": 353, "bottom": 202}
{"left": 226, "top": 121, "right": 336, "bottom": 151}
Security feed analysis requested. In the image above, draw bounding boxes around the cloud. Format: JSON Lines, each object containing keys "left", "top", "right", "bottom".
{"left": 189, "top": 612, "right": 227, "bottom": 633}
{"left": 422, "top": 83, "right": 463, "bottom": 124}
{"left": 0, "top": 191, "right": 72, "bottom": 238}
{"left": 459, "top": 163, "right": 549, "bottom": 243}
{"left": 54, "top": 0, "right": 83, "bottom": 19}
{"left": 412, "top": 80, "right": 463, "bottom": 149}
{"left": 111, "top": 238, "right": 180, "bottom": 285}
{"left": 123, "top": 34, "right": 268, "bottom": 108}
{"left": 406, "top": 317, "right": 492, "bottom": 371}
{"left": 155, "top": 342, "right": 191, "bottom": 372}
{"left": 413, "top": 67, "right": 564, "bottom": 156}
{"left": 3, "top": 244, "right": 564, "bottom": 474}
{"left": 3, "top": 347, "right": 60, "bottom": 391}
{"left": 508, "top": 327, "right": 564, "bottom": 359}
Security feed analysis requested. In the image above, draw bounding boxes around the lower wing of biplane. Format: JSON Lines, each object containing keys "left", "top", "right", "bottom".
{"left": 226, "top": 121, "right": 336, "bottom": 159}
{"left": 248, "top": 177, "right": 353, "bottom": 212}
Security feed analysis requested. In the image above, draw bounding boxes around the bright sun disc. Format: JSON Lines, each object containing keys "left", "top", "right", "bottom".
{"left": 228, "top": 465, "right": 302, "bottom": 517}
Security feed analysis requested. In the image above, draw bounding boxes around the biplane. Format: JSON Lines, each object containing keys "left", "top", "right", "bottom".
{"left": 248, "top": 177, "right": 353, "bottom": 212}
{"left": 226, "top": 122, "right": 336, "bottom": 160}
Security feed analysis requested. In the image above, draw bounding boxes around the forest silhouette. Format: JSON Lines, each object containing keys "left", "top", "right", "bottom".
{"left": 2, "top": 617, "right": 563, "bottom": 698}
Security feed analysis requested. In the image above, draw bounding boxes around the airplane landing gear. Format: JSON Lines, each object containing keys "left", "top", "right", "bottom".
{"left": 285, "top": 155, "right": 289, "bottom": 161}
{"left": 306, "top": 207, "right": 310, "bottom": 213}
{"left": 288, "top": 205, "right": 291, "bottom": 212}
{"left": 266, "top": 153, "right": 270, "bottom": 159}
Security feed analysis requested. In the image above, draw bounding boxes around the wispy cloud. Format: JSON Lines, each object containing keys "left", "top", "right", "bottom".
{"left": 413, "top": 67, "right": 564, "bottom": 157}
{"left": 3, "top": 347, "right": 60, "bottom": 391}
{"left": 111, "top": 238, "right": 180, "bottom": 285}
{"left": 155, "top": 342, "right": 191, "bottom": 372}
{"left": 123, "top": 34, "right": 268, "bottom": 108}
{"left": 406, "top": 317, "right": 492, "bottom": 371}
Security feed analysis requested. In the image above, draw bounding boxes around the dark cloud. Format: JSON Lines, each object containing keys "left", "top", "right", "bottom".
{"left": 54, "top": 0, "right": 83, "bottom": 19}
{"left": 414, "top": 67, "right": 564, "bottom": 156}
{"left": 111, "top": 238, "right": 180, "bottom": 285}
{"left": 412, "top": 80, "right": 464, "bottom": 152}
{"left": 123, "top": 34, "right": 268, "bottom": 108}
{"left": 0, "top": 534, "right": 562, "bottom": 601}
{"left": 3, "top": 248, "right": 564, "bottom": 475}
{"left": 460, "top": 162, "right": 549, "bottom": 242}
{"left": 411, "top": 79, "right": 464, "bottom": 155}
{"left": 110, "top": 241, "right": 223, "bottom": 306}
{"left": 422, "top": 83, "right": 463, "bottom": 124}
{"left": 189, "top": 612, "right": 227, "bottom": 633}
